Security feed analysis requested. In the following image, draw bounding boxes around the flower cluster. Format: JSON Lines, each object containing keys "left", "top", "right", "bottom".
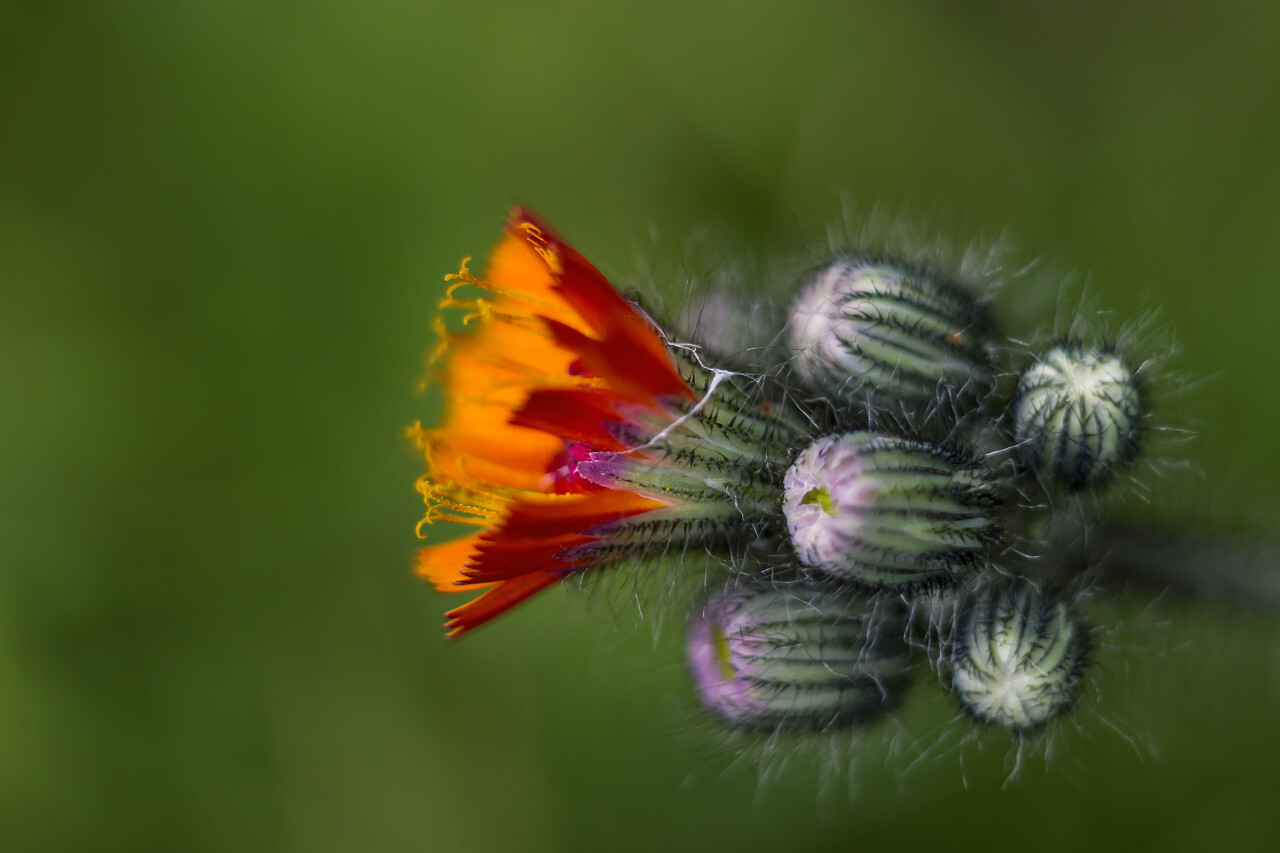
{"left": 411, "top": 209, "right": 1161, "bottom": 742}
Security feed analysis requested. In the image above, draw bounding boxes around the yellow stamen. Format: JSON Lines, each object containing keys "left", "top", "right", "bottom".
{"left": 517, "top": 222, "right": 564, "bottom": 275}
{"left": 415, "top": 478, "right": 508, "bottom": 531}
{"left": 711, "top": 622, "right": 736, "bottom": 679}
{"left": 443, "top": 253, "right": 567, "bottom": 314}
{"left": 405, "top": 421, "right": 429, "bottom": 448}
{"left": 801, "top": 487, "right": 838, "bottom": 516}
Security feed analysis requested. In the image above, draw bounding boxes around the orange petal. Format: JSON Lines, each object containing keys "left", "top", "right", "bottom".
{"left": 484, "top": 228, "right": 586, "bottom": 332}
{"left": 429, "top": 427, "right": 562, "bottom": 491}
{"left": 510, "top": 208, "right": 694, "bottom": 402}
{"left": 415, "top": 535, "right": 491, "bottom": 592}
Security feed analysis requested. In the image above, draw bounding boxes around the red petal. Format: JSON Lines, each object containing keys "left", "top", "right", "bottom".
{"left": 484, "top": 490, "right": 667, "bottom": 542}
{"left": 461, "top": 536, "right": 593, "bottom": 583}
{"left": 542, "top": 317, "right": 692, "bottom": 404}
{"left": 510, "top": 388, "right": 631, "bottom": 451}
{"left": 507, "top": 208, "right": 694, "bottom": 402}
{"left": 444, "top": 572, "right": 564, "bottom": 639}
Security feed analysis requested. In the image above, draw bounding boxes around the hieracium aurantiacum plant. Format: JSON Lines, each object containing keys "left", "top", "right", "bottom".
{"left": 408, "top": 207, "right": 1178, "bottom": 773}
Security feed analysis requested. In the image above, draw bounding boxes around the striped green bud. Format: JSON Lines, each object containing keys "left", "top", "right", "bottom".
{"left": 950, "top": 582, "right": 1088, "bottom": 730}
{"left": 786, "top": 257, "right": 994, "bottom": 413}
{"left": 687, "top": 582, "right": 910, "bottom": 731}
{"left": 782, "top": 432, "right": 1001, "bottom": 589}
{"left": 1013, "top": 344, "right": 1142, "bottom": 489}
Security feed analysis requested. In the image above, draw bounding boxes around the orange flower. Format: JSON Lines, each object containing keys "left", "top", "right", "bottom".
{"left": 412, "top": 209, "right": 802, "bottom": 638}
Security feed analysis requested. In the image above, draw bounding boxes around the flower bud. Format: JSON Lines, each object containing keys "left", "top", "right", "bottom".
{"left": 687, "top": 582, "right": 911, "bottom": 731}
{"left": 783, "top": 432, "right": 1001, "bottom": 589}
{"left": 949, "top": 581, "right": 1088, "bottom": 730}
{"left": 1013, "top": 344, "right": 1142, "bottom": 489}
{"left": 786, "top": 257, "right": 994, "bottom": 414}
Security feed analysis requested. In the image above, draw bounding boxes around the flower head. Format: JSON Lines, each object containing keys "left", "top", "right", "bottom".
{"left": 412, "top": 210, "right": 804, "bottom": 637}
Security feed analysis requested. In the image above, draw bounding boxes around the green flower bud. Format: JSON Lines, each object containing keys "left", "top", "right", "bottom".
{"left": 687, "top": 582, "right": 910, "bottom": 731}
{"left": 783, "top": 432, "right": 1001, "bottom": 589}
{"left": 1013, "top": 344, "right": 1142, "bottom": 489}
{"left": 786, "top": 257, "right": 994, "bottom": 414}
{"left": 950, "top": 581, "right": 1089, "bottom": 730}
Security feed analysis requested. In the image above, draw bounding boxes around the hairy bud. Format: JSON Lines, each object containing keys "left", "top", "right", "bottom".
{"left": 786, "top": 257, "right": 994, "bottom": 415}
{"left": 950, "top": 581, "right": 1089, "bottom": 730}
{"left": 1013, "top": 344, "right": 1142, "bottom": 489}
{"left": 783, "top": 432, "right": 1001, "bottom": 589}
{"left": 687, "top": 581, "right": 911, "bottom": 731}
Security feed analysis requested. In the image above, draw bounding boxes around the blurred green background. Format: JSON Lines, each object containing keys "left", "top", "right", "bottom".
{"left": 4, "top": 2, "right": 1280, "bottom": 850}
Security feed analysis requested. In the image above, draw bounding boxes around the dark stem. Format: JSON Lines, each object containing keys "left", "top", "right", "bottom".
{"left": 1070, "top": 523, "right": 1280, "bottom": 611}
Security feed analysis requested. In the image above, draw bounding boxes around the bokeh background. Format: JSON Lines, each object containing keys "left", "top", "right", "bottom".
{"left": 4, "top": 2, "right": 1280, "bottom": 850}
